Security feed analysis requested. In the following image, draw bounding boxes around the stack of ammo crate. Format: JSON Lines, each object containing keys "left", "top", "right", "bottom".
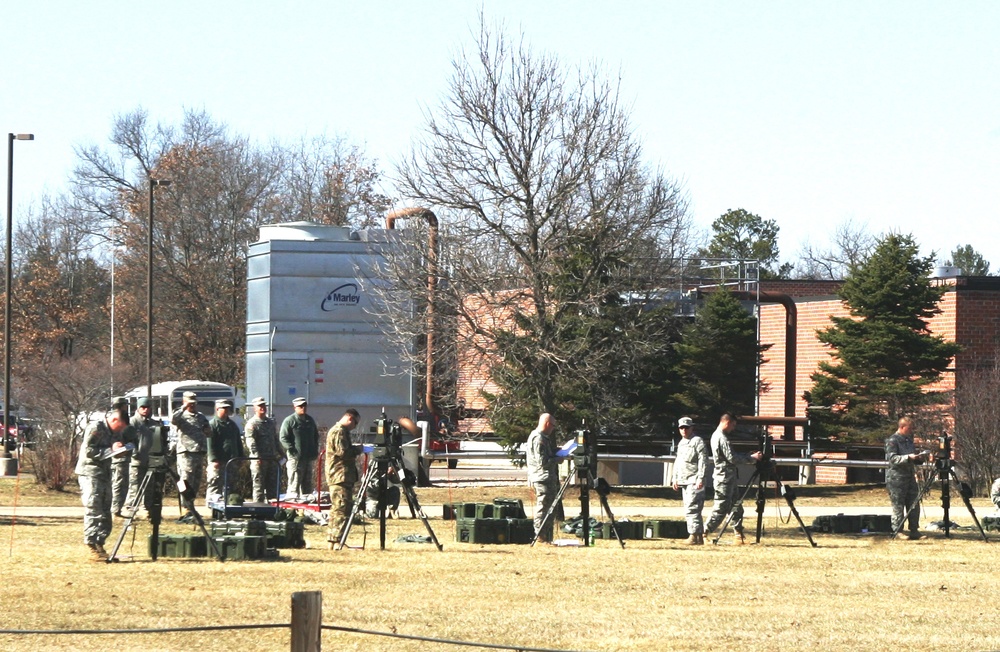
{"left": 810, "top": 514, "right": 893, "bottom": 534}
{"left": 449, "top": 498, "right": 534, "bottom": 544}
{"left": 150, "top": 520, "right": 305, "bottom": 560}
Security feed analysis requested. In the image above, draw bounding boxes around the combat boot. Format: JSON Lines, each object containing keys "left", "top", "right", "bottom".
{"left": 734, "top": 527, "right": 746, "bottom": 545}
{"left": 87, "top": 543, "right": 107, "bottom": 562}
{"left": 695, "top": 533, "right": 705, "bottom": 545}
{"left": 685, "top": 534, "right": 699, "bottom": 545}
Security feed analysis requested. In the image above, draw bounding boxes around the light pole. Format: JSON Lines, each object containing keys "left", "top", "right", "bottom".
{"left": 3, "top": 133, "right": 33, "bottom": 473}
{"left": 146, "top": 178, "right": 171, "bottom": 400}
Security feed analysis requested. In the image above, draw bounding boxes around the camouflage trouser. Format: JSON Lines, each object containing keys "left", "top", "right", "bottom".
{"left": 250, "top": 459, "right": 280, "bottom": 503}
{"left": 705, "top": 473, "right": 744, "bottom": 533}
{"left": 681, "top": 484, "right": 706, "bottom": 535}
{"left": 79, "top": 475, "right": 112, "bottom": 546}
{"left": 205, "top": 461, "right": 227, "bottom": 505}
{"left": 177, "top": 452, "right": 206, "bottom": 508}
{"left": 533, "top": 479, "right": 560, "bottom": 542}
{"left": 365, "top": 484, "right": 401, "bottom": 517}
{"left": 110, "top": 459, "right": 131, "bottom": 514}
{"left": 328, "top": 482, "right": 354, "bottom": 542}
{"left": 888, "top": 475, "right": 920, "bottom": 533}
{"left": 286, "top": 456, "right": 316, "bottom": 497}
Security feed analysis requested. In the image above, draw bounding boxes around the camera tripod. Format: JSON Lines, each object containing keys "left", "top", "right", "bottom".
{"left": 336, "top": 449, "right": 442, "bottom": 551}
{"left": 107, "top": 462, "right": 223, "bottom": 562}
{"left": 531, "top": 461, "right": 625, "bottom": 549}
{"left": 894, "top": 436, "right": 989, "bottom": 542}
{"left": 713, "top": 456, "right": 817, "bottom": 547}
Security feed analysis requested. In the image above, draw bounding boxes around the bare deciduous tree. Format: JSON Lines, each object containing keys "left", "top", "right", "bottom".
{"left": 954, "top": 361, "right": 1000, "bottom": 494}
{"left": 796, "top": 218, "right": 877, "bottom": 280}
{"left": 382, "top": 18, "right": 692, "bottom": 442}
{"left": 71, "top": 108, "right": 388, "bottom": 385}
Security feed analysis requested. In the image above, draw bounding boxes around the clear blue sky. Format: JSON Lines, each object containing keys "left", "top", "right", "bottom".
{"left": 4, "top": 1, "right": 998, "bottom": 271}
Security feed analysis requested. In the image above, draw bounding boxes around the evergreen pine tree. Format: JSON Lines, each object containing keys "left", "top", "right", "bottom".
{"left": 672, "top": 289, "right": 766, "bottom": 419}
{"left": 805, "top": 233, "right": 960, "bottom": 441}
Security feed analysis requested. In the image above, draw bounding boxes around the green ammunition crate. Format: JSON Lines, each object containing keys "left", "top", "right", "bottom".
{"left": 209, "top": 520, "right": 267, "bottom": 537}
{"left": 443, "top": 502, "right": 478, "bottom": 520}
{"left": 455, "top": 517, "right": 509, "bottom": 544}
{"left": 643, "top": 519, "right": 689, "bottom": 539}
{"left": 602, "top": 520, "right": 645, "bottom": 540}
{"left": 811, "top": 514, "right": 866, "bottom": 534}
{"left": 263, "top": 521, "right": 305, "bottom": 548}
{"left": 507, "top": 518, "right": 535, "bottom": 544}
{"left": 860, "top": 514, "right": 893, "bottom": 533}
{"left": 474, "top": 503, "right": 497, "bottom": 519}
{"left": 493, "top": 498, "right": 527, "bottom": 519}
{"left": 149, "top": 534, "right": 208, "bottom": 558}
{"left": 209, "top": 535, "right": 267, "bottom": 560}
{"left": 442, "top": 503, "right": 460, "bottom": 520}
{"left": 982, "top": 515, "right": 1000, "bottom": 532}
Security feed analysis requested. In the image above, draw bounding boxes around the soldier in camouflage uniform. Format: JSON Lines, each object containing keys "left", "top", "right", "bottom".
{"left": 704, "top": 413, "right": 762, "bottom": 544}
{"left": 325, "top": 408, "right": 362, "bottom": 547}
{"left": 76, "top": 410, "right": 128, "bottom": 561}
{"left": 991, "top": 477, "right": 1000, "bottom": 512}
{"left": 671, "top": 417, "right": 708, "bottom": 545}
{"left": 206, "top": 399, "right": 243, "bottom": 504}
{"left": 244, "top": 397, "right": 282, "bottom": 503}
{"left": 527, "top": 413, "right": 559, "bottom": 544}
{"left": 170, "top": 391, "right": 211, "bottom": 522}
{"left": 125, "top": 396, "right": 162, "bottom": 513}
{"left": 109, "top": 396, "right": 137, "bottom": 517}
{"left": 280, "top": 397, "right": 320, "bottom": 498}
{"left": 886, "top": 416, "right": 926, "bottom": 540}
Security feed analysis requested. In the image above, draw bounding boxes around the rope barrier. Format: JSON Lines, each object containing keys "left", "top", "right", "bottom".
{"left": 0, "top": 622, "right": 591, "bottom": 651}
{"left": 321, "top": 624, "right": 591, "bottom": 652}
{"left": 0, "top": 623, "right": 288, "bottom": 635}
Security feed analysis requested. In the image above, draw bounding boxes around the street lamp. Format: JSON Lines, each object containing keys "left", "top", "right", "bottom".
{"left": 146, "top": 178, "right": 171, "bottom": 400}
{"left": 3, "top": 133, "right": 34, "bottom": 472}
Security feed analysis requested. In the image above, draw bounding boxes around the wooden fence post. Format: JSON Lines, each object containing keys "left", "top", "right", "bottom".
{"left": 291, "top": 590, "right": 322, "bottom": 652}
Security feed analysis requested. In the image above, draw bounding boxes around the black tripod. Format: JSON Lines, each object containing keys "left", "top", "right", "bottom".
{"left": 894, "top": 435, "right": 989, "bottom": 542}
{"left": 337, "top": 415, "right": 441, "bottom": 551}
{"left": 107, "top": 461, "right": 222, "bottom": 562}
{"left": 713, "top": 450, "right": 817, "bottom": 547}
{"left": 531, "top": 426, "right": 625, "bottom": 548}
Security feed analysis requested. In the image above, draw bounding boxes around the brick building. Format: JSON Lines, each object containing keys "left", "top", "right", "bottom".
{"left": 455, "top": 276, "right": 1000, "bottom": 448}
{"left": 757, "top": 276, "right": 1000, "bottom": 437}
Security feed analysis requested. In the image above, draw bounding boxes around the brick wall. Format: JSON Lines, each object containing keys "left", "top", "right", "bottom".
{"left": 757, "top": 284, "right": 1000, "bottom": 421}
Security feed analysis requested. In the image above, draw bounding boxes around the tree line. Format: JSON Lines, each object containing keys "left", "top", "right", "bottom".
{"left": 4, "top": 17, "right": 996, "bottom": 491}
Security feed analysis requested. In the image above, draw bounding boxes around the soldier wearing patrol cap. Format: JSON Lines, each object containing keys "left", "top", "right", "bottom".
{"left": 279, "top": 397, "right": 320, "bottom": 498}
{"left": 170, "top": 391, "right": 211, "bottom": 522}
{"left": 206, "top": 398, "right": 243, "bottom": 505}
{"left": 125, "top": 396, "right": 162, "bottom": 514}
{"left": 244, "top": 397, "right": 282, "bottom": 503}
{"left": 109, "top": 396, "right": 137, "bottom": 517}
{"left": 76, "top": 410, "right": 128, "bottom": 561}
{"left": 671, "top": 416, "right": 708, "bottom": 545}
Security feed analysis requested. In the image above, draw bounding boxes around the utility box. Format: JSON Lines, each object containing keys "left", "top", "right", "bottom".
{"left": 246, "top": 223, "right": 413, "bottom": 430}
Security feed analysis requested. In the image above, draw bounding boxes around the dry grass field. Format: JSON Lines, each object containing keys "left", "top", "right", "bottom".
{"left": 2, "top": 475, "right": 999, "bottom": 652}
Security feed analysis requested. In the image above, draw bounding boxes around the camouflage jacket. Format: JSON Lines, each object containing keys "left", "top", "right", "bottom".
{"left": 673, "top": 435, "right": 708, "bottom": 486}
{"left": 526, "top": 428, "right": 557, "bottom": 484}
{"left": 244, "top": 415, "right": 280, "bottom": 459}
{"left": 171, "top": 407, "right": 210, "bottom": 454}
{"left": 325, "top": 423, "right": 361, "bottom": 485}
{"left": 75, "top": 418, "right": 118, "bottom": 478}
{"left": 885, "top": 432, "right": 918, "bottom": 483}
